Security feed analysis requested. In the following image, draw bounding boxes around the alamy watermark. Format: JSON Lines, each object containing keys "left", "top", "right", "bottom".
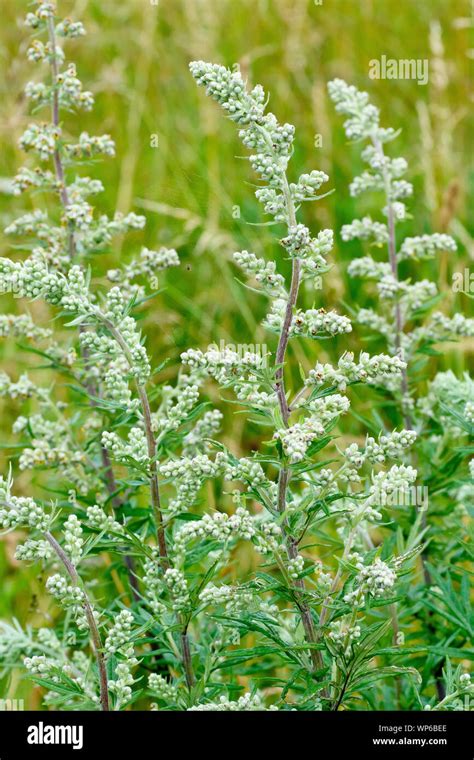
{"left": 0, "top": 698, "right": 24, "bottom": 711}
{"left": 27, "top": 721, "right": 83, "bottom": 750}
{"left": 380, "top": 485, "right": 429, "bottom": 512}
{"left": 369, "top": 55, "right": 429, "bottom": 85}
{"left": 452, "top": 269, "right": 474, "bottom": 293}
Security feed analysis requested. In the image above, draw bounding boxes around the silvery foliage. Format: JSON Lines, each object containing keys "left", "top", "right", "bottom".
{"left": 0, "top": 1, "right": 471, "bottom": 712}
{"left": 329, "top": 79, "right": 473, "bottom": 704}
{"left": 0, "top": 1, "right": 250, "bottom": 712}
{"left": 186, "top": 60, "right": 447, "bottom": 710}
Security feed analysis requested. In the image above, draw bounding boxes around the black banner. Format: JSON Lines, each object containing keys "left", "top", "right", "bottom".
{"left": 0, "top": 710, "right": 471, "bottom": 758}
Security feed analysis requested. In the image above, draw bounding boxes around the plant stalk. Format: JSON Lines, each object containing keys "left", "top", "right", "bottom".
{"left": 372, "top": 136, "right": 412, "bottom": 430}
{"left": 274, "top": 177, "right": 326, "bottom": 680}
{"left": 180, "top": 621, "right": 195, "bottom": 692}
{"left": 101, "top": 319, "right": 197, "bottom": 688}
{"left": 372, "top": 138, "right": 445, "bottom": 699}
{"left": 47, "top": 14, "right": 138, "bottom": 595}
{"left": 44, "top": 531, "right": 110, "bottom": 711}
{"left": 101, "top": 319, "right": 169, "bottom": 566}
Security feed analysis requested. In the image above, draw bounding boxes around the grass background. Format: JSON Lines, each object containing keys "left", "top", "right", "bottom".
{"left": 0, "top": 0, "right": 472, "bottom": 706}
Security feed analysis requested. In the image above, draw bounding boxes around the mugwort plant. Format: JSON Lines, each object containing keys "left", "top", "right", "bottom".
{"left": 0, "top": 3, "right": 471, "bottom": 712}
{"left": 184, "top": 60, "right": 472, "bottom": 711}
{"left": 329, "top": 79, "right": 473, "bottom": 705}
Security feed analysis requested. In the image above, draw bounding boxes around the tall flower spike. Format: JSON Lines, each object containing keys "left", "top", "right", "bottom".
{"left": 190, "top": 61, "right": 418, "bottom": 708}
{"left": 328, "top": 78, "right": 468, "bottom": 424}
{"left": 0, "top": 1, "right": 226, "bottom": 709}
{"left": 330, "top": 78, "right": 473, "bottom": 702}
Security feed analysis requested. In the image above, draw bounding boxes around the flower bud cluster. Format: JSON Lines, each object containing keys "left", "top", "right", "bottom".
{"left": 265, "top": 299, "right": 352, "bottom": 338}
{"left": 288, "top": 555, "right": 305, "bottom": 579}
{"left": 0, "top": 476, "right": 49, "bottom": 532}
{"left": 290, "top": 170, "right": 329, "bottom": 201}
{"left": 65, "top": 131, "right": 115, "bottom": 159}
{"left": 344, "top": 558, "right": 397, "bottom": 606}
{"left": 291, "top": 306, "right": 352, "bottom": 338}
{"left": 45, "top": 574, "right": 89, "bottom": 629}
{"left": 15, "top": 538, "right": 53, "bottom": 562}
{"left": 153, "top": 383, "right": 200, "bottom": 436}
{"left": 368, "top": 464, "right": 418, "bottom": 508}
{"left": 103, "top": 361, "right": 138, "bottom": 412}
{"left": 173, "top": 508, "right": 256, "bottom": 562}
{"left": 189, "top": 61, "right": 293, "bottom": 205}
{"left": 398, "top": 234, "right": 457, "bottom": 261}
{"left": 328, "top": 620, "right": 361, "bottom": 647}
{"left": 148, "top": 673, "right": 178, "bottom": 701}
{"left": 427, "top": 312, "right": 474, "bottom": 340}
{"left": 348, "top": 256, "right": 391, "bottom": 281}
{"left": 199, "top": 582, "right": 278, "bottom": 616}
{"left": 220, "top": 454, "right": 270, "bottom": 491}
{"left": 367, "top": 430, "right": 417, "bottom": 462}
{"left": 104, "top": 610, "right": 134, "bottom": 656}
{"left": 183, "top": 410, "right": 223, "bottom": 455}
{"left": 164, "top": 568, "right": 190, "bottom": 610}
{"left": 344, "top": 429, "right": 416, "bottom": 469}
{"left": 86, "top": 505, "right": 124, "bottom": 534}
{"left": 275, "top": 418, "right": 325, "bottom": 463}
{"left": 108, "top": 247, "right": 180, "bottom": 298}
{"left": 19, "top": 123, "right": 61, "bottom": 161}
{"left": 64, "top": 514, "right": 83, "bottom": 564}
{"left": 159, "top": 454, "right": 222, "bottom": 514}
{"left": 280, "top": 225, "right": 332, "bottom": 265}
{"left": 0, "top": 313, "right": 52, "bottom": 341}
{"left": 341, "top": 216, "right": 389, "bottom": 245}
{"left": 327, "top": 79, "right": 381, "bottom": 140}
{"left": 305, "top": 351, "right": 406, "bottom": 391}
{"left": 181, "top": 346, "right": 266, "bottom": 385}
{"left": 24, "top": 654, "right": 58, "bottom": 678}
{"left": 109, "top": 653, "right": 138, "bottom": 708}
{"left": 102, "top": 427, "right": 149, "bottom": 466}
{"left": 233, "top": 250, "right": 286, "bottom": 297}
{"left": 189, "top": 693, "right": 277, "bottom": 711}
{"left": 25, "top": 3, "right": 55, "bottom": 28}
{"left": 0, "top": 371, "right": 45, "bottom": 401}
{"left": 418, "top": 370, "right": 474, "bottom": 429}
{"left": 303, "top": 393, "right": 351, "bottom": 420}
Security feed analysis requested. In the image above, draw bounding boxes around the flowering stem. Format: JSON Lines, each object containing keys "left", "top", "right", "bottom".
{"left": 47, "top": 11, "right": 139, "bottom": 597}
{"left": 288, "top": 383, "right": 310, "bottom": 413}
{"left": 46, "top": 15, "right": 75, "bottom": 259}
{"left": 274, "top": 178, "right": 325, "bottom": 680}
{"left": 44, "top": 531, "right": 110, "bottom": 711}
{"left": 101, "top": 317, "right": 169, "bottom": 567}
{"left": 275, "top": 258, "right": 301, "bottom": 424}
{"left": 99, "top": 443, "right": 140, "bottom": 598}
{"left": 137, "top": 384, "right": 169, "bottom": 567}
{"left": 180, "top": 620, "right": 195, "bottom": 691}
{"left": 80, "top": 336, "right": 140, "bottom": 600}
{"left": 319, "top": 525, "right": 357, "bottom": 630}
{"left": 99, "top": 318, "right": 196, "bottom": 687}
{"left": 372, "top": 137, "right": 412, "bottom": 430}
{"left": 372, "top": 143, "right": 444, "bottom": 697}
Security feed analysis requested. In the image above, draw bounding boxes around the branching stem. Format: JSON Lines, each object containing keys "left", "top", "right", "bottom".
{"left": 46, "top": 16, "right": 138, "bottom": 595}
{"left": 101, "top": 318, "right": 169, "bottom": 566}
{"left": 47, "top": 16, "right": 75, "bottom": 259}
{"left": 44, "top": 531, "right": 110, "bottom": 711}
{"left": 372, "top": 136, "right": 412, "bottom": 430}
{"left": 274, "top": 176, "right": 326, "bottom": 682}
{"left": 101, "top": 318, "right": 196, "bottom": 688}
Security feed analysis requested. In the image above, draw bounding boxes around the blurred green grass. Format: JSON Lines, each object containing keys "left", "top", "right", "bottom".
{"left": 0, "top": 0, "right": 472, "bottom": 704}
{"left": 0, "top": 1, "right": 472, "bottom": 355}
